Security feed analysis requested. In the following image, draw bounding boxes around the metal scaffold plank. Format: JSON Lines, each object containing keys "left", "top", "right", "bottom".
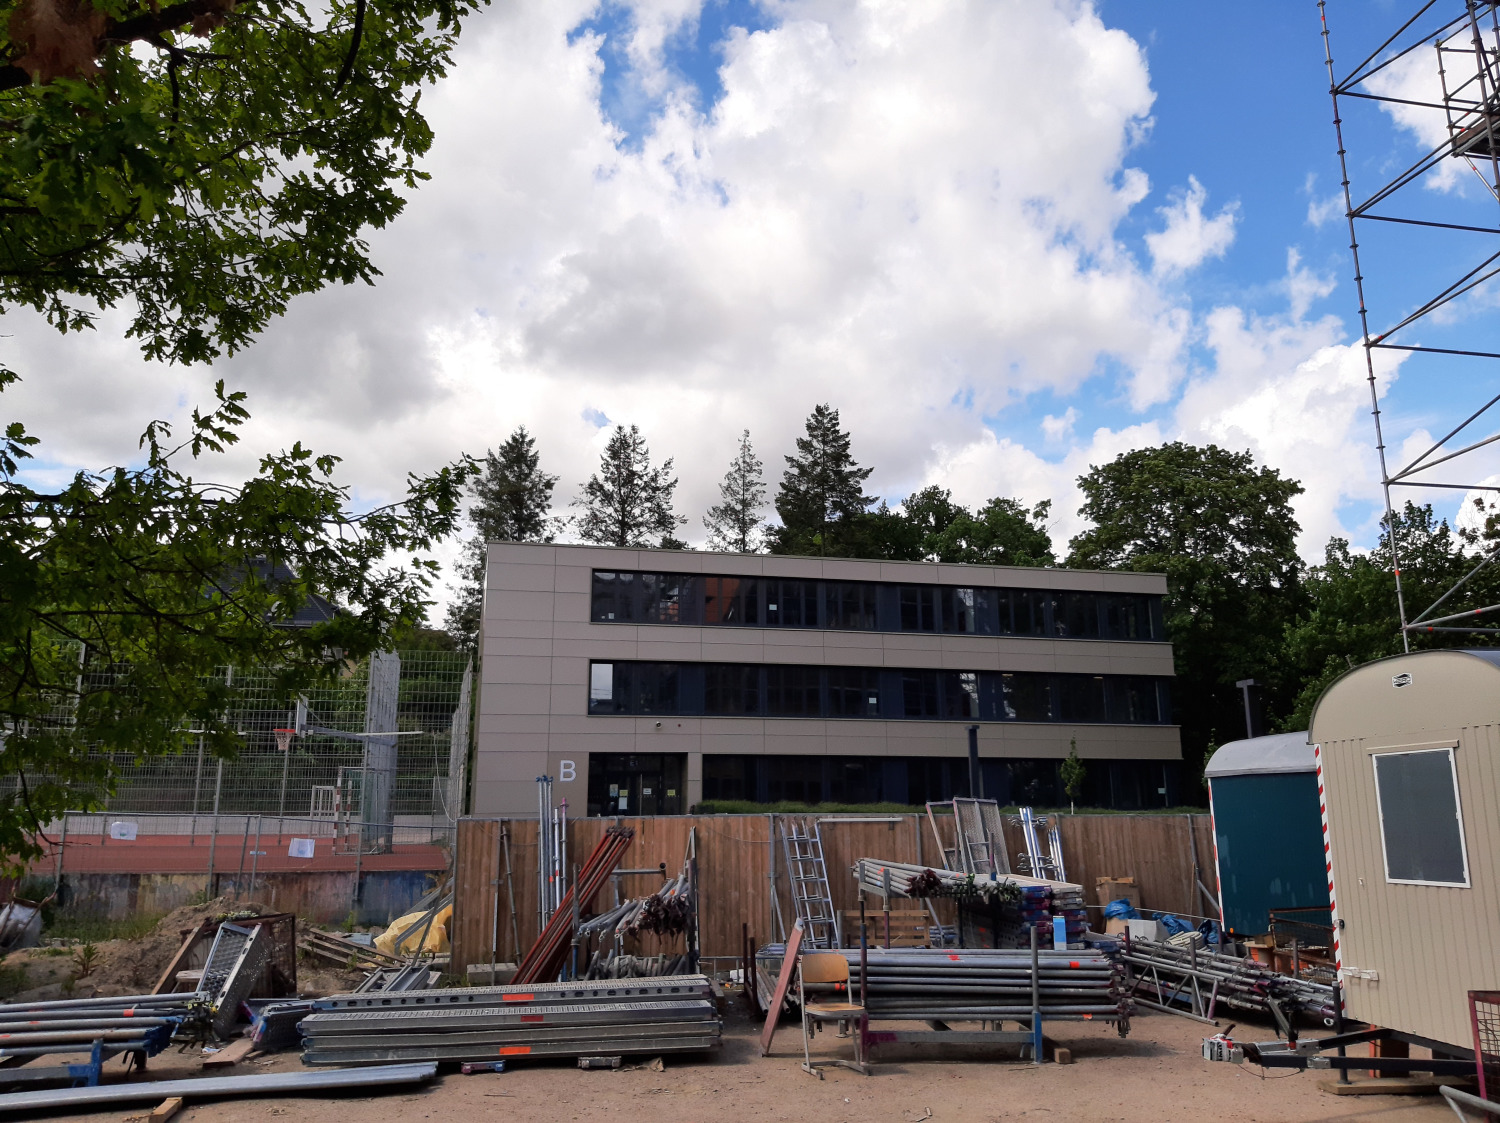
{"left": 0, "top": 1063, "right": 439, "bottom": 1114}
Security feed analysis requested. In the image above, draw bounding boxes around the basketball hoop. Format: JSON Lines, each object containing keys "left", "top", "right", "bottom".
{"left": 273, "top": 728, "right": 295, "bottom": 753}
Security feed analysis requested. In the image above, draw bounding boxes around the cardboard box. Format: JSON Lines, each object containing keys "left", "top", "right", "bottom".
{"left": 1104, "top": 918, "right": 1130, "bottom": 936}
{"left": 1096, "top": 876, "right": 1141, "bottom": 910}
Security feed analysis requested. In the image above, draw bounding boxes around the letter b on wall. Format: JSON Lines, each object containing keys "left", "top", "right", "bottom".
{"left": 559, "top": 759, "right": 576, "bottom": 782}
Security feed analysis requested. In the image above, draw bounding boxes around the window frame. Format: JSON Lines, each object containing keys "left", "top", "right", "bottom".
{"left": 588, "top": 569, "right": 1165, "bottom": 643}
{"left": 1370, "top": 744, "right": 1471, "bottom": 889}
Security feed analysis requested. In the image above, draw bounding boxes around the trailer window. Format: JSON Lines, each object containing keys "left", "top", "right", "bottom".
{"left": 1372, "top": 747, "right": 1469, "bottom": 887}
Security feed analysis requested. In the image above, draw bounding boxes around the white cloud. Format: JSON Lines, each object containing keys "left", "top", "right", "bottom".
{"left": 1283, "top": 248, "right": 1336, "bottom": 321}
{"left": 0, "top": 0, "right": 1406, "bottom": 615}
{"left": 1144, "top": 175, "right": 1238, "bottom": 277}
{"left": 1305, "top": 189, "right": 1344, "bottom": 229}
{"left": 1363, "top": 45, "right": 1467, "bottom": 193}
{"left": 1040, "top": 407, "right": 1078, "bottom": 443}
{"left": 922, "top": 418, "right": 1167, "bottom": 554}
{"left": 1171, "top": 250, "right": 1405, "bottom": 557}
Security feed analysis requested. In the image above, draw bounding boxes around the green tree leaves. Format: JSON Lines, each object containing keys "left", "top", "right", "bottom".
{"left": 703, "top": 429, "right": 766, "bottom": 554}
{"left": 769, "top": 404, "right": 875, "bottom": 556}
{"left": 903, "top": 486, "right": 1055, "bottom": 567}
{"left": 0, "top": 0, "right": 485, "bottom": 369}
{"left": 575, "top": 424, "right": 683, "bottom": 549}
{"left": 1068, "top": 442, "right": 1306, "bottom": 786}
{"left": 0, "top": 383, "right": 474, "bottom": 860}
{"left": 1278, "top": 501, "right": 1500, "bottom": 729}
{"left": 446, "top": 426, "right": 559, "bottom": 651}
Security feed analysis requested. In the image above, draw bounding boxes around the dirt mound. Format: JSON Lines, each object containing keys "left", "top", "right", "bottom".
{"left": 83, "top": 897, "right": 266, "bottom": 996}
{"left": 1, "top": 899, "right": 368, "bottom": 1004}
{"left": 0, "top": 897, "right": 267, "bottom": 1003}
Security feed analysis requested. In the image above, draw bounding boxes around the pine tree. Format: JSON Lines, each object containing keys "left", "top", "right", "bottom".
{"left": 445, "top": 427, "right": 559, "bottom": 650}
{"left": 575, "top": 425, "right": 685, "bottom": 548}
{"left": 770, "top": 404, "right": 876, "bottom": 555}
{"left": 703, "top": 430, "right": 767, "bottom": 553}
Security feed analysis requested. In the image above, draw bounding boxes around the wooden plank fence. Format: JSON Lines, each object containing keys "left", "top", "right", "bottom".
{"left": 451, "top": 812, "right": 1218, "bottom": 976}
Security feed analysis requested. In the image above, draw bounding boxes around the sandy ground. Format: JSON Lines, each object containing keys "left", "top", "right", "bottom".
{"left": 16, "top": 1000, "right": 1464, "bottom": 1123}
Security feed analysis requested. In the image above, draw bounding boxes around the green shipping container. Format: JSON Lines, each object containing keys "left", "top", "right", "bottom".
{"left": 1206, "top": 732, "right": 1329, "bottom": 937}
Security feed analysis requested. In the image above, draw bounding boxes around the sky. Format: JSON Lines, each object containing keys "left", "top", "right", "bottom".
{"left": 8, "top": 0, "right": 1500, "bottom": 619}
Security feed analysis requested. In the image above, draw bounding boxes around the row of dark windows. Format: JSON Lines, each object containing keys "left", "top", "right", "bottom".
{"left": 587, "top": 661, "right": 1172, "bottom": 725}
{"left": 700, "top": 754, "right": 1183, "bottom": 811}
{"left": 591, "top": 571, "right": 1163, "bottom": 642}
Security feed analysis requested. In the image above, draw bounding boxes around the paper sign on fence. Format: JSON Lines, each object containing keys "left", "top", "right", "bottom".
{"left": 109, "top": 821, "right": 138, "bottom": 841}
{"left": 288, "top": 838, "right": 317, "bottom": 859}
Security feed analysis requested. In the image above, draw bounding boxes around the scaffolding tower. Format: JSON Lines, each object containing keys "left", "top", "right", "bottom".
{"left": 1321, "top": 0, "right": 1500, "bottom": 643}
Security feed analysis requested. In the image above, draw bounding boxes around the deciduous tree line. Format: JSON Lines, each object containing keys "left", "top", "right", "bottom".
{"left": 451, "top": 409, "right": 1500, "bottom": 791}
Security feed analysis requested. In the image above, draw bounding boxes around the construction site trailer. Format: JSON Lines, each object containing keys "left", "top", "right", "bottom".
{"left": 1309, "top": 649, "right": 1500, "bottom": 1049}
{"left": 1204, "top": 732, "right": 1326, "bottom": 937}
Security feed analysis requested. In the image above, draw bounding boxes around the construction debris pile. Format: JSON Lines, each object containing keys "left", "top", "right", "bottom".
{"left": 0, "top": 919, "right": 274, "bottom": 1087}
{"left": 1123, "top": 938, "right": 1337, "bottom": 1025}
{"left": 298, "top": 975, "right": 722, "bottom": 1065}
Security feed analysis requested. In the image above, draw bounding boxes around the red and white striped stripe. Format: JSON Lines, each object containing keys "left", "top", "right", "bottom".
{"left": 1206, "top": 775, "right": 1225, "bottom": 933}
{"left": 1314, "top": 741, "right": 1342, "bottom": 977}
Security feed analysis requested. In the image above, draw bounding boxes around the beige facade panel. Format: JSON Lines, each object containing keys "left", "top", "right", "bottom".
{"left": 495, "top": 542, "right": 1168, "bottom": 595}
{"left": 1310, "top": 650, "right": 1500, "bottom": 1049}
{"left": 475, "top": 542, "right": 1181, "bottom": 819}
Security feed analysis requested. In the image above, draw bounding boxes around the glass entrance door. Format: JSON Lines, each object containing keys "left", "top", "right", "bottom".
{"left": 587, "top": 753, "right": 686, "bottom": 816}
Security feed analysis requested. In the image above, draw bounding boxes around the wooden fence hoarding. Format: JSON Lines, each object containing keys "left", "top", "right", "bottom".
{"left": 450, "top": 812, "right": 1218, "bottom": 977}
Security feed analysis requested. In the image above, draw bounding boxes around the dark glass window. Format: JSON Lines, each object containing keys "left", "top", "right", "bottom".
{"left": 764, "top": 580, "right": 818, "bottom": 627}
{"left": 902, "top": 671, "right": 941, "bottom": 718}
{"left": 1056, "top": 675, "right": 1107, "bottom": 722}
{"left": 628, "top": 663, "right": 679, "bottom": 714}
{"left": 1102, "top": 594, "right": 1153, "bottom": 640}
{"left": 1107, "top": 677, "right": 1161, "bottom": 723}
{"left": 1374, "top": 749, "right": 1469, "bottom": 885}
{"left": 766, "top": 665, "right": 821, "bottom": 716}
{"left": 591, "top": 571, "right": 636, "bottom": 623}
{"left": 1006, "top": 589, "right": 1050, "bottom": 636}
{"left": 900, "top": 586, "right": 938, "bottom": 632}
{"left": 766, "top": 757, "right": 826, "bottom": 803}
{"left": 1055, "top": 593, "right": 1101, "bottom": 639}
{"left": 642, "top": 573, "right": 691, "bottom": 625}
{"left": 704, "top": 665, "right": 760, "bottom": 715}
{"left": 589, "top": 661, "right": 1168, "bottom": 725}
{"left": 942, "top": 588, "right": 979, "bottom": 634}
{"left": 827, "top": 667, "right": 881, "bottom": 717}
{"left": 1000, "top": 673, "right": 1052, "bottom": 721}
{"left": 825, "top": 583, "right": 878, "bottom": 630}
{"left": 590, "top": 570, "right": 1164, "bottom": 643}
{"left": 943, "top": 671, "right": 981, "bottom": 718}
{"left": 704, "top": 576, "right": 758, "bottom": 625}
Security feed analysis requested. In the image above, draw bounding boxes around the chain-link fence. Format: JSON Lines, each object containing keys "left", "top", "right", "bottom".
{"left": 53, "top": 650, "right": 472, "bottom": 828}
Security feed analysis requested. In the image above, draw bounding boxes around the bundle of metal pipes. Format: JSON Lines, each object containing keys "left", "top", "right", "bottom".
{"left": 577, "top": 871, "right": 690, "bottom": 941}
{"left": 819, "top": 947, "right": 1132, "bottom": 1027}
{"left": 514, "top": 826, "right": 636, "bottom": 985}
{"left": 1122, "top": 938, "right": 1336, "bottom": 1024}
{"left": 853, "top": 858, "right": 1073, "bottom": 898}
{"left": 0, "top": 993, "right": 191, "bottom": 1076}
{"left": 536, "top": 776, "right": 569, "bottom": 934}
{"left": 853, "top": 858, "right": 1088, "bottom": 947}
{"left": 298, "top": 975, "right": 721, "bottom": 1065}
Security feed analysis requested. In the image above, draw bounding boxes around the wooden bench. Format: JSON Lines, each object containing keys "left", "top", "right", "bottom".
{"left": 841, "top": 909, "right": 933, "bottom": 948}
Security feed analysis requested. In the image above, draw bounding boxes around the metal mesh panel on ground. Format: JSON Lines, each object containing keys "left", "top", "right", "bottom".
{"left": 31, "top": 650, "right": 472, "bottom": 824}
{"left": 1471, "top": 990, "right": 1500, "bottom": 1101}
